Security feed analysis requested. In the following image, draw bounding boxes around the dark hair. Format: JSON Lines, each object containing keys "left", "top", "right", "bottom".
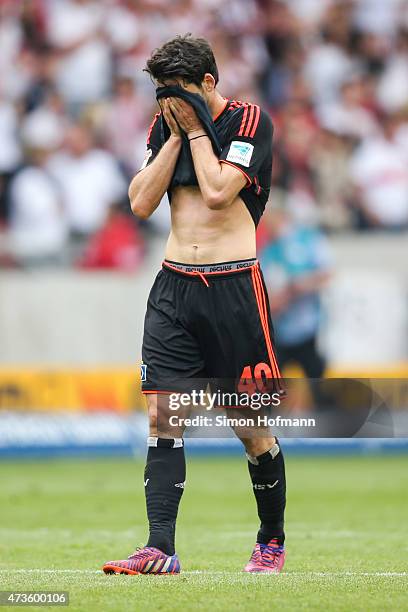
{"left": 145, "top": 34, "right": 219, "bottom": 87}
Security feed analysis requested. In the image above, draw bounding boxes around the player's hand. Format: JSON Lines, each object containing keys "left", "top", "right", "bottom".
{"left": 168, "top": 97, "right": 203, "bottom": 135}
{"left": 161, "top": 98, "right": 181, "bottom": 137}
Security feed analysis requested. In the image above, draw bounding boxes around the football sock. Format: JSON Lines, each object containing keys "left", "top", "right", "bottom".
{"left": 247, "top": 439, "right": 286, "bottom": 546}
{"left": 144, "top": 437, "right": 185, "bottom": 556}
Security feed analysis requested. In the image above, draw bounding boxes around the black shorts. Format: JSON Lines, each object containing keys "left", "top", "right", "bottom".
{"left": 141, "top": 259, "right": 283, "bottom": 394}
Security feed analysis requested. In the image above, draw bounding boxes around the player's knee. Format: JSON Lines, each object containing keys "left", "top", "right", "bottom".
{"left": 146, "top": 395, "right": 158, "bottom": 434}
{"left": 241, "top": 436, "right": 276, "bottom": 458}
{"left": 148, "top": 410, "right": 158, "bottom": 434}
{"left": 148, "top": 405, "right": 185, "bottom": 438}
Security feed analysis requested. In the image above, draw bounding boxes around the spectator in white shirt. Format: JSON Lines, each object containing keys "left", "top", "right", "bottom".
{"left": 8, "top": 118, "right": 68, "bottom": 266}
{"left": 45, "top": 0, "right": 111, "bottom": 109}
{"left": 47, "top": 123, "right": 127, "bottom": 237}
{"left": 350, "top": 115, "right": 408, "bottom": 229}
{"left": 317, "top": 74, "right": 380, "bottom": 141}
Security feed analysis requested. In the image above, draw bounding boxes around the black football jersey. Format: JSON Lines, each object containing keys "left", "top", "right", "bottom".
{"left": 141, "top": 99, "right": 273, "bottom": 227}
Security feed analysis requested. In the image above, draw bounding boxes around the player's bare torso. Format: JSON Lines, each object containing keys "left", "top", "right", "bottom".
{"left": 165, "top": 185, "right": 256, "bottom": 264}
{"left": 134, "top": 89, "right": 271, "bottom": 261}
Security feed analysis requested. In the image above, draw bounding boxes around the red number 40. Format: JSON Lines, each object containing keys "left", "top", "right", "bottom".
{"left": 238, "top": 362, "right": 272, "bottom": 394}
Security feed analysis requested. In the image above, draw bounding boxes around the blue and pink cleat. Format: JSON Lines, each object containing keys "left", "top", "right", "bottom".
{"left": 103, "top": 547, "right": 180, "bottom": 575}
{"left": 244, "top": 538, "right": 285, "bottom": 573}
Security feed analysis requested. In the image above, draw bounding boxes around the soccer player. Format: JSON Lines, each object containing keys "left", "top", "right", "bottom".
{"left": 103, "top": 35, "right": 286, "bottom": 575}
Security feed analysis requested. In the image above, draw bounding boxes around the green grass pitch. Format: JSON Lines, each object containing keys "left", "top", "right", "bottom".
{"left": 0, "top": 454, "right": 407, "bottom": 611}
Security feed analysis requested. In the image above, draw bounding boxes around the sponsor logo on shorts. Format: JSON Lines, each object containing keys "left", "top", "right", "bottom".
{"left": 140, "top": 362, "right": 147, "bottom": 382}
{"left": 209, "top": 265, "right": 233, "bottom": 272}
{"left": 185, "top": 267, "right": 206, "bottom": 273}
{"left": 236, "top": 261, "right": 253, "bottom": 269}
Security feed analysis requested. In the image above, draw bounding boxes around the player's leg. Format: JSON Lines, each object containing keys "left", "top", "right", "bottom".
{"left": 238, "top": 433, "right": 286, "bottom": 573}
{"left": 103, "top": 394, "right": 187, "bottom": 575}
{"left": 241, "top": 265, "right": 286, "bottom": 572}
{"left": 144, "top": 393, "right": 186, "bottom": 556}
{"left": 200, "top": 263, "right": 286, "bottom": 573}
{"left": 103, "top": 267, "right": 202, "bottom": 575}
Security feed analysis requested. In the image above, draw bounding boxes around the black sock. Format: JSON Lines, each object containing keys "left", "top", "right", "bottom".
{"left": 144, "top": 437, "right": 185, "bottom": 556}
{"left": 247, "top": 439, "right": 286, "bottom": 546}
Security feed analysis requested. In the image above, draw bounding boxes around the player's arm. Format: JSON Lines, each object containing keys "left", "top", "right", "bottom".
{"left": 168, "top": 97, "right": 270, "bottom": 211}
{"left": 168, "top": 97, "right": 246, "bottom": 209}
{"left": 188, "top": 135, "right": 246, "bottom": 209}
{"left": 129, "top": 101, "right": 181, "bottom": 219}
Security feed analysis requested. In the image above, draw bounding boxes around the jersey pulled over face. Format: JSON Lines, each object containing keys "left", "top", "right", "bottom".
{"left": 142, "top": 99, "right": 273, "bottom": 227}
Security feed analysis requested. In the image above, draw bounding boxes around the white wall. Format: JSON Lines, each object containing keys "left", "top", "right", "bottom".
{"left": 322, "top": 234, "right": 408, "bottom": 367}
{"left": 0, "top": 237, "right": 164, "bottom": 365}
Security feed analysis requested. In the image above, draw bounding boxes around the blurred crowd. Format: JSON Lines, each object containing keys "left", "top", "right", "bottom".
{"left": 1, "top": 0, "right": 408, "bottom": 270}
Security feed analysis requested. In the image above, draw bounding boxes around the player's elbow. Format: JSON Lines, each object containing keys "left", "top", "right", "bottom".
{"left": 129, "top": 196, "right": 153, "bottom": 220}
{"left": 205, "top": 190, "right": 230, "bottom": 211}
{"left": 128, "top": 177, "right": 151, "bottom": 219}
